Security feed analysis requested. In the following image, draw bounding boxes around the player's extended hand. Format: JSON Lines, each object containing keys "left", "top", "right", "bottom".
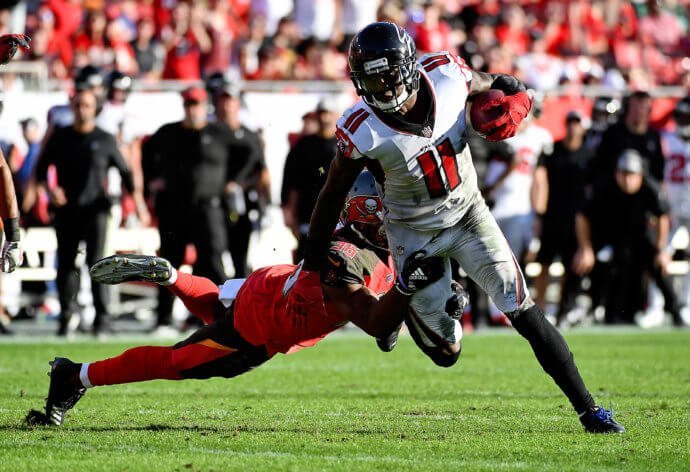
{"left": 472, "top": 90, "right": 532, "bottom": 142}
{"left": 0, "top": 34, "right": 30, "bottom": 65}
{"left": 1, "top": 239, "right": 22, "bottom": 273}
{"left": 395, "top": 250, "right": 445, "bottom": 295}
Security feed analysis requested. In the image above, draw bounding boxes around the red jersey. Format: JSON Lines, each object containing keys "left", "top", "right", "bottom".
{"left": 232, "top": 236, "right": 395, "bottom": 356}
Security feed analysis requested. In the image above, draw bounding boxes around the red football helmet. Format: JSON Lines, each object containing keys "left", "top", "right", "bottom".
{"left": 340, "top": 171, "right": 387, "bottom": 250}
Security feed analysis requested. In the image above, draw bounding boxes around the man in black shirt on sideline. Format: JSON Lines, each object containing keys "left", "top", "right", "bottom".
{"left": 281, "top": 98, "right": 339, "bottom": 263}
{"left": 573, "top": 150, "right": 683, "bottom": 325}
{"left": 208, "top": 78, "right": 269, "bottom": 277}
{"left": 532, "top": 111, "right": 591, "bottom": 325}
{"left": 143, "top": 86, "right": 236, "bottom": 333}
{"left": 34, "top": 89, "right": 148, "bottom": 336}
{"left": 593, "top": 90, "right": 664, "bottom": 184}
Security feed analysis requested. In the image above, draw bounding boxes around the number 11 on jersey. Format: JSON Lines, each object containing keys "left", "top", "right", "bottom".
{"left": 417, "top": 137, "right": 461, "bottom": 198}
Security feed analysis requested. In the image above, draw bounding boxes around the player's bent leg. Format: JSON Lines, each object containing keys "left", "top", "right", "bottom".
{"left": 90, "top": 254, "right": 175, "bottom": 285}
{"left": 508, "top": 302, "right": 624, "bottom": 433}
{"left": 168, "top": 272, "right": 225, "bottom": 325}
{"left": 26, "top": 310, "right": 271, "bottom": 426}
{"left": 405, "top": 260, "right": 464, "bottom": 367}
{"left": 386, "top": 220, "right": 463, "bottom": 364}
{"left": 91, "top": 254, "right": 225, "bottom": 325}
{"left": 453, "top": 202, "right": 624, "bottom": 432}
{"left": 405, "top": 308, "right": 461, "bottom": 367}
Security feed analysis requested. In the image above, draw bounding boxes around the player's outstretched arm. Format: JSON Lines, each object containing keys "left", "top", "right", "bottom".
{"left": 323, "top": 283, "right": 407, "bottom": 338}
{"left": 322, "top": 251, "right": 445, "bottom": 338}
{"left": 303, "top": 149, "right": 365, "bottom": 271}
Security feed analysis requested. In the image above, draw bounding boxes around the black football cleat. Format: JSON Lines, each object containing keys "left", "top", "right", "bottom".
{"left": 41, "top": 357, "right": 85, "bottom": 426}
{"left": 90, "top": 254, "right": 172, "bottom": 285}
{"left": 446, "top": 281, "right": 470, "bottom": 321}
{"left": 376, "top": 322, "right": 402, "bottom": 353}
{"left": 580, "top": 405, "right": 625, "bottom": 434}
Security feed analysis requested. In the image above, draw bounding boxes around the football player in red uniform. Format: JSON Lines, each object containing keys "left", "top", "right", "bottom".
{"left": 26, "top": 172, "right": 454, "bottom": 426}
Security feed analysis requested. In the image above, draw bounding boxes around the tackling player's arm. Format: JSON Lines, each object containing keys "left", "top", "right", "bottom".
{"left": 322, "top": 282, "right": 409, "bottom": 339}
{"left": 303, "top": 148, "right": 365, "bottom": 270}
{"left": 320, "top": 248, "right": 445, "bottom": 338}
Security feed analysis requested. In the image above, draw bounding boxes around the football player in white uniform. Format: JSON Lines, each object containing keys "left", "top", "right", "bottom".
{"left": 302, "top": 22, "right": 623, "bottom": 433}
{"left": 661, "top": 97, "right": 690, "bottom": 321}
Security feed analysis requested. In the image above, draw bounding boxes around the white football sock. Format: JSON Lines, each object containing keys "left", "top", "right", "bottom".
{"left": 79, "top": 362, "right": 93, "bottom": 388}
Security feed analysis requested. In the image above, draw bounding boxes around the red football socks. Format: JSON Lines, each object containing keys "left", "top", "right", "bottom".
{"left": 168, "top": 272, "right": 222, "bottom": 325}
{"left": 87, "top": 346, "right": 181, "bottom": 386}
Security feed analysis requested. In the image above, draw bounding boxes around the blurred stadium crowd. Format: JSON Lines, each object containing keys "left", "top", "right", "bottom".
{"left": 0, "top": 0, "right": 688, "bottom": 336}
{"left": 0, "top": 0, "right": 689, "bottom": 87}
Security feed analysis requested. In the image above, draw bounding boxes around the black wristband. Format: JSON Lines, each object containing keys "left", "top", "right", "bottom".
{"left": 490, "top": 75, "right": 526, "bottom": 95}
{"left": 3, "top": 217, "right": 20, "bottom": 242}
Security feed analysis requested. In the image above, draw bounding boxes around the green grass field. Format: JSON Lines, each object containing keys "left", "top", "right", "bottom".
{"left": 1, "top": 329, "right": 688, "bottom": 471}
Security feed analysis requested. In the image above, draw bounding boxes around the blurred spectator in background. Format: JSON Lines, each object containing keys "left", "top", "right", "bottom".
{"left": 202, "top": 0, "right": 235, "bottom": 76}
{"left": 97, "top": 70, "right": 150, "bottom": 232}
{"left": 661, "top": 97, "right": 690, "bottom": 321}
{"left": 594, "top": 90, "right": 665, "bottom": 185}
{"left": 412, "top": 1, "right": 454, "bottom": 55}
{"left": 514, "top": 31, "right": 563, "bottom": 92}
{"left": 161, "top": 1, "right": 210, "bottom": 80}
{"left": 207, "top": 74, "right": 269, "bottom": 277}
{"left": 532, "top": 111, "right": 591, "bottom": 326}
{"left": 338, "top": 0, "right": 379, "bottom": 51}
{"left": 46, "top": 65, "right": 105, "bottom": 133}
{"left": 15, "top": 118, "right": 41, "bottom": 220}
{"left": 638, "top": 0, "right": 683, "bottom": 56}
{"left": 281, "top": 97, "right": 339, "bottom": 263}
{"left": 131, "top": 16, "right": 164, "bottom": 80}
{"left": 483, "top": 101, "right": 553, "bottom": 265}
{"left": 294, "top": 0, "right": 337, "bottom": 45}
{"left": 73, "top": 10, "right": 109, "bottom": 69}
{"left": 33, "top": 88, "right": 147, "bottom": 336}
{"left": 584, "top": 96, "right": 622, "bottom": 153}
{"left": 142, "top": 86, "right": 236, "bottom": 335}
{"left": 573, "top": 150, "right": 684, "bottom": 325}
{"left": 250, "top": 0, "right": 294, "bottom": 36}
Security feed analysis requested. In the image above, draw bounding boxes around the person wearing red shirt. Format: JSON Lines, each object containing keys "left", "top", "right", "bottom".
{"left": 161, "top": 2, "right": 210, "bottom": 80}
{"left": 26, "top": 172, "right": 456, "bottom": 426}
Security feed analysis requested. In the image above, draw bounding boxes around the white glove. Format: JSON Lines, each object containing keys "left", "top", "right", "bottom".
{"left": 1, "top": 239, "right": 22, "bottom": 273}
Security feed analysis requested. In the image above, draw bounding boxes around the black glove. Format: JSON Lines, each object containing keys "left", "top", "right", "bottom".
{"left": 395, "top": 250, "right": 445, "bottom": 296}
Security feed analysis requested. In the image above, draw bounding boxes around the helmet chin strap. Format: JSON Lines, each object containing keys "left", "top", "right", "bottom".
{"left": 367, "top": 87, "right": 412, "bottom": 113}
